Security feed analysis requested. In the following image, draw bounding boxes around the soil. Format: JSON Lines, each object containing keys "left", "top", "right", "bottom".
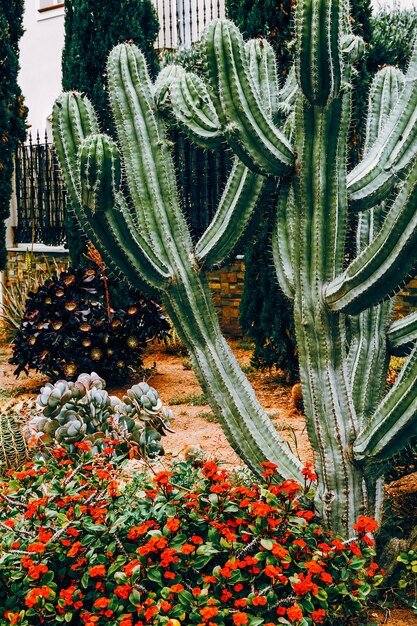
{"left": 1, "top": 337, "right": 417, "bottom": 626}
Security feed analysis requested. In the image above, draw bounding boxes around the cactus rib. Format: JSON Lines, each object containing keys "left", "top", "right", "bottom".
{"left": 195, "top": 158, "right": 265, "bottom": 268}
{"left": 388, "top": 311, "right": 417, "bottom": 350}
{"left": 202, "top": 19, "right": 294, "bottom": 175}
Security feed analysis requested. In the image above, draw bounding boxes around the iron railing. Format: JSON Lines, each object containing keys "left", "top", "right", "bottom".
{"left": 14, "top": 131, "right": 230, "bottom": 246}
{"left": 153, "top": 0, "right": 225, "bottom": 49}
{"left": 14, "top": 132, "right": 67, "bottom": 246}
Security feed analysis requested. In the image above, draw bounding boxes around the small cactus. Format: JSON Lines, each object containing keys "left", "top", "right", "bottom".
{"left": 0, "top": 413, "right": 29, "bottom": 472}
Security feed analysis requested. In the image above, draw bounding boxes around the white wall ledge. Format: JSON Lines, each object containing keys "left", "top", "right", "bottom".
{"left": 8, "top": 244, "right": 68, "bottom": 254}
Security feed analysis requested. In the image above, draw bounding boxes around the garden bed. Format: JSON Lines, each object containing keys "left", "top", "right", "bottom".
{"left": 1, "top": 337, "right": 417, "bottom": 625}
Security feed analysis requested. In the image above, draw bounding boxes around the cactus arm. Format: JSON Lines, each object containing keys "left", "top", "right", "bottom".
{"left": 107, "top": 44, "right": 193, "bottom": 266}
{"left": 52, "top": 93, "right": 99, "bottom": 206}
{"left": 364, "top": 67, "right": 405, "bottom": 155}
{"left": 271, "top": 180, "right": 295, "bottom": 300}
{"left": 195, "top": 157, "right": 265, "bottom": 268}
{"left": 153, "top": 64, "right": 185, "bottom": 109}
{"left": 170, "top": 71, "right": 223, "bottom": 149}
{"left": 164, "top": 276, "right": 304, "bottom": 481}
{"left": 295, "top": 0, "right": 342, "bottom": 106}
{"left": 202, "top": 19, "right": 294, "bottom": 176}
{"left": 353, "top": 344, "right": 417, "bottom": 466}
{"left": 347, "top": 67, "right": 403, "bottom": 422}
{"left": 245, "top": 38, "right": 279, "bottom": 119}
{"left": 52, "top": 94, "right": 161, "bottom": 292}
{"left": 325, "top": 156, "right": 417, "bottom": 315}
{"left": 347, "top": 38, "right": 417, "bottom": 210}
{"left": 387, "top": 311, "right": 417, "bottom": 351}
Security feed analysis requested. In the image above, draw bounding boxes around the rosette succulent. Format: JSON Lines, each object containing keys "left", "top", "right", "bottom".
{"left": 27, "top": 373, "right": 172, "bottom": 459}
{"left": 10, "top": 266, "right": 170, "bottom": 381}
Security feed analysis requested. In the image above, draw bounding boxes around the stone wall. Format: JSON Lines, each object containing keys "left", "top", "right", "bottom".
{"left": 3, "top": 249, "right": 246, "bottom": 337}
{"left": 4, "top": 248, "right": 70, "bottom": 288}
{"left": 207, "top": 257, "right": 245, "bottom": 337}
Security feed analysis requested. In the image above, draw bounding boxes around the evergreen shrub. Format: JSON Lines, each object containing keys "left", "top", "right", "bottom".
{"left": 0, "top": 0, "right": 27, "bottom": 270}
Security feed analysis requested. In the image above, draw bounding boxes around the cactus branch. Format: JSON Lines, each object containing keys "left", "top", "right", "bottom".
{"left": 347, "top": 37, "right": 417, "bottom": 210}
{"left": 388, "top": 311, "right": 417, "bottom": 351}
{"left": 202, "top": 19, "right": 294, "bottom": 175}
{"left": 353, "top": 345, "right": 417, "bottom": 466}
{"left": 325, "top": 156, "right": 417, "bottom": 315}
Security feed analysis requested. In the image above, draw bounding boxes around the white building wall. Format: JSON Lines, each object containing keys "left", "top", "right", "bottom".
{"left": 19, "top": 3, "right": 65, "bottom": 137}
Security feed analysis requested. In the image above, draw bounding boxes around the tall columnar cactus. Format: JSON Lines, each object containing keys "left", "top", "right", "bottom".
{"left": 53, "top": 0, "right": 417, "bottom": 536}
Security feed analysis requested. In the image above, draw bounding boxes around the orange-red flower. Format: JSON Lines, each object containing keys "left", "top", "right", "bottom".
{"left": 287, "top": 604, "right": 303, "bottom": 622}
{"left": 89, "top": 564, "right": 106, "bottom": 578}
{"left": 353, "top": 516, "right": 378, "bottom": 534}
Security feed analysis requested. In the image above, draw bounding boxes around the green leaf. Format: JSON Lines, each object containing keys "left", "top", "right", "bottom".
{"left": 193, "top": 554, "right": 213, "bottom": 569}
{"left": 314, "top": 587, "right": 328, "bottom": 601}
{"left": 260, "top": 538, "right": 273, "bottom": 550}
{"left": 146, "top": 568, "right": 162, "bottom": 584}
{"left": 178, "top": 589, "right": 194, "bottom": 606}
{"left": 64, "top": 612, "right": 73, "bottom": 622}
{"left": 129, "top": 589, "right": 142, "bottom": 607}
{"left": 80, "top": 571, "right": 89, "bottom": 589}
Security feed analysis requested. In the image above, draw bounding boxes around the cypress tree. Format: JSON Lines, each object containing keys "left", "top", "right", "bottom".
{"left": 0, "top": 0, "right": 27, "bottom": 271}
{"left": 61, "top": 0, "right": 159, "bottom": 264}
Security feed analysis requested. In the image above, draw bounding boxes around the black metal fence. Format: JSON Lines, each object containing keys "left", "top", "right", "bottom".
{"left": 14, "top": 131, "right": 230, "bottom": 247}
{"left": 14, "top": 132, "right": 67, "bottom": 246}
{"left": 154, "top": 0, "right": 224, "bottom": 49}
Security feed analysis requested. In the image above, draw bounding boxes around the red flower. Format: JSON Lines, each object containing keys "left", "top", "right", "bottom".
{"left": 180, "top": 543, "right": 195, "bottom": 554}
{"left": 114, "top": 585, "right": 132, "bottom": 599}
{"left": 200, "top": 606, "right": 218, "bottom": 622}
{"left": 25, "top": 586, "right": 53, "bottom": 608}
{"left": 165, "top": 517, "right": 180, "bottom": 532}
{"left": 287, "top": 604, "right": 303, "bottom": 622}
{"left": 233, "top": 612, "right": 248, "bottom": 625}
{"left": 27, "top": 542, "right": 46, "bottom": 554}
{"left": 154, "top": 471, "right": 173, "bottom": 486}
{"left": 312, "top": 608, "right": 326, "bottom": 623}
{"left": 89, "top": 564, "right": 106, "bottom": 577}
{"left": 93, "top": 597, "right": 110, "bottom": 609}
{"left": 353, "top": 516, "right": 378, "bottom": 534}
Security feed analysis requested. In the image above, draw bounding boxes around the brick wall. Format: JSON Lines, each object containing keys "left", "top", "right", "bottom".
{"left": 207, "top": 257, "right": 245, "bottom": 336}
{"left": 4, "top": 250, "right": 416, "bottom": 335}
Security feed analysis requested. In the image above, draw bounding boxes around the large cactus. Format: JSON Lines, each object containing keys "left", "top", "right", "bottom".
{"left": 53, "top": 0, "right": 417, "bottom": 536}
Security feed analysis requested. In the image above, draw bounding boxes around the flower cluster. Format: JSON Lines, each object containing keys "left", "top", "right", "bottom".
{"left": 0, "top": 453, "right": 383, "bottom": 625}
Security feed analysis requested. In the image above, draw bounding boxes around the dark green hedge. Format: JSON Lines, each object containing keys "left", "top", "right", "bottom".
{"left": 0, "top": 0, "right": 27, "bottom": 270}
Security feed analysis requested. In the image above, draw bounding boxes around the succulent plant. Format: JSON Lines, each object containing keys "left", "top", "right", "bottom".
{"left": 27, "top": 373, "right": 172, "bottom": 459}
{"left": 10, "top": 266, "right": 170, "bottom": 381}
{"left": 52, "top": 3, "right": 417, "bottom": 536}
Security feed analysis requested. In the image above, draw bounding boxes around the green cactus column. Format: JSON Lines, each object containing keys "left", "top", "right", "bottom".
{"left": 52, "top": 46, "right": 303, "bottom": 485}
{"left": 52, "top": 0, "right": 417, "bottom": 537}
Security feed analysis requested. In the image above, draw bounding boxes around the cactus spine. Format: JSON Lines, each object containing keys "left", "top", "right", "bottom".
{"left": 53, "top": 0, "right": 417, "bottom": 536}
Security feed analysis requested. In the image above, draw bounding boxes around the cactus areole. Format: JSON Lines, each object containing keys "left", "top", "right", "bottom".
{"left": 53, "top": 0, "right": 417, "bottom": 536}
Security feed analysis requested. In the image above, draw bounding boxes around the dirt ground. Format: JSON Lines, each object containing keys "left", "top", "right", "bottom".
{"left": 1, "top": 338, "right": 417, "bottom": 626}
